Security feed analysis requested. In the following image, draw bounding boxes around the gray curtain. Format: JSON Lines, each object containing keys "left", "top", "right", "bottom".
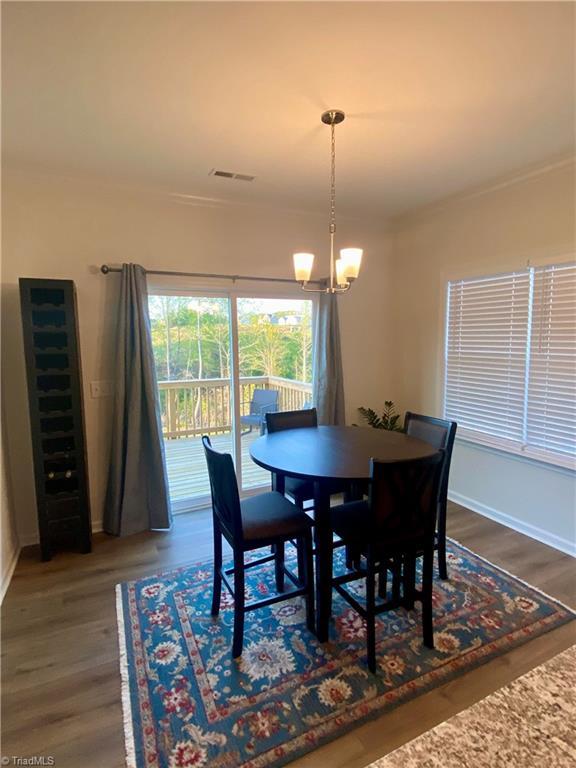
{"left": 313, "top": 292, "right": 346, "bottom": 425}
{"left": 104, "top": 264, "right": 172, "bottom": 536}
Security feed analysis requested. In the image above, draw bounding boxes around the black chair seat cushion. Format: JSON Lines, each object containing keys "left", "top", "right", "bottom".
{"left": 241, "top": 491, "right": 312, "bottom": 544}
{"left": 331, "top": 500, "right": 370, "bottom": 544}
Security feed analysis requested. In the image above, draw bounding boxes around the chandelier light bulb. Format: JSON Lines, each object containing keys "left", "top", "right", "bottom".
{"left": 339, "top": 248, "right": 363, "bottom": 280}
{"left": 293, "top": 252, "right": 315, "bottom": 283}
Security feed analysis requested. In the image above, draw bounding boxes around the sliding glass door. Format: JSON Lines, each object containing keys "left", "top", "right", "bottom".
{"left": 237, "top": 297, "right": 313, "bottom": 490}
{"left": 149, "top": 291, "right": 314, "bottom": 512}
{"left": 149, "top": 295, "right": 234, "bottom": 512}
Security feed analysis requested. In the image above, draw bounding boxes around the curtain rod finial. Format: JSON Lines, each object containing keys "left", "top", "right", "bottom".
{"left": 101, "top": 264, "right": 110, "bottom": 274}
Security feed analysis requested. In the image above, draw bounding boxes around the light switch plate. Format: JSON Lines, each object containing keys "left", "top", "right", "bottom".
{"left": 90, "top": 380, "right": 113, "bottom": 398}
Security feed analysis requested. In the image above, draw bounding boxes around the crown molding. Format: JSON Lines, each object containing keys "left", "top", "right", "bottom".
{"left": 391, "top": 153, "right": 576, "bottom": 228}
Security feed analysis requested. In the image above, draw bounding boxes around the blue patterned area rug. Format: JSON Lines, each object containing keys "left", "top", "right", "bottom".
{"left": 116, "top": 541, "right": 574, "bottom": 768}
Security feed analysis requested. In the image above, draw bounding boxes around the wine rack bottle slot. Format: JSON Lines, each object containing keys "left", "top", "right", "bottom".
{"left": 37, "top": 374, "right": 71, "bottom": 392}
{"left": 38, "top": 395, "right": 72, "bottom": 413}
{"left": 42, "top": 436, "right": 75, "bottom": 455}
{"left": 46, "top": 497, "right": 80, "bottom": 521}
{"left": 30, "top": 288, "right": 66, "bottom": 306}
{"left": 44, "top": 457, "right": 76, "bottom": 474}
{"left": 34, "top": 331, "right": 68, "bottom": 350}
{"left": 32, "top": 309, "right": 66, "bottom": 327}
{"left": 45, "top": 477, "right": 79, "bottom": 495}
{"left": 35, "top": 353, "right": 69, "bottom": 371}
{"left": 48, "top": 517, "right": 81, "bottom": 541}
{"left": 46, "top": 471, "right": 77, "bottom": 482}
{"left": 40, "top": 415, "right": 74, "bottom": 434}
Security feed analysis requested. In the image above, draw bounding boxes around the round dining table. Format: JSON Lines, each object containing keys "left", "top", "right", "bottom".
{"left": 250, "top": 425, "right": 439, "bottom": 641}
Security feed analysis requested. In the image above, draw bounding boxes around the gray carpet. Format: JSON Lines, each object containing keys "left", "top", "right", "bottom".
{"left": 369, "top": 644, "right": 576, "bottom": 768}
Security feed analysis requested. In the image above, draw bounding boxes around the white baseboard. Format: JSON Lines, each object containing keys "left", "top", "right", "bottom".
{"left": 449, "top": 491, "right": 576, "bottom": 558}
{"left": 1, "top": 543, "right": 21, "bottom": 603}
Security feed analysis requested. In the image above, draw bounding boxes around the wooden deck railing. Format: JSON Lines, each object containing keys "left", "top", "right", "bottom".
{"left": 158, "top": 376, "right": 312, "bottom": 439}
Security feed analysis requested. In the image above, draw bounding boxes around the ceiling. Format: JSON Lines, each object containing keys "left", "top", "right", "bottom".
{"left": 2, "top": 2, "right": 574, "bottom": 217}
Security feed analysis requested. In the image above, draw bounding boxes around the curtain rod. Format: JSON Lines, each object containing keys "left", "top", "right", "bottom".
{"left": 99, "top": 264, "right": 324, "bottom": 286}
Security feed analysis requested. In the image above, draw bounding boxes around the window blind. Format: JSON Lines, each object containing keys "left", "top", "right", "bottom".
{"left": 527, "top": 263, "right": 576, "bottom": 459}
{"left": 444, "top": 261, "right": 575, "bottom": 469}
{"left": 445, "top": 271, "right": 531, "bottom": 444}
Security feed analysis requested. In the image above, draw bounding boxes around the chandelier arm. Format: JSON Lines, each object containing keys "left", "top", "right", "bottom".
{"left": 298, "top": 282, "right": 351, "bottom": 295}
{"left": 333, "top": 283, "right": 351, "bottom": 294}
{"left": 299, "top": 284, "right": 330, "bottom": 294}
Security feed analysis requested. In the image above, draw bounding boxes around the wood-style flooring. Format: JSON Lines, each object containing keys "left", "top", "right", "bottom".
{"left": 2, "top": 503, "right": 575, "bottom": 768}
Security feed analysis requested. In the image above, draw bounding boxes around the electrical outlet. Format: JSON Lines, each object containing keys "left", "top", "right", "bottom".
{"left": 90, "top": 381, "right": 113, "bottom": 398}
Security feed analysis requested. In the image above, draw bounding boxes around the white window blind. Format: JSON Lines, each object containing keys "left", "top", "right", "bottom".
{"left": 444, "top": 261, "right": 576, "bottom": 469}
{"left": 445, "top": 271, "right": 531, "bottom": 444}
{"left": 527, "top": 263, "right": 576, "bottom": 459}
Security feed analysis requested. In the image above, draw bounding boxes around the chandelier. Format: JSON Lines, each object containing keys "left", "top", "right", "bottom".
{"left": 293, "top": 110, "right": 363, "bottom": 294}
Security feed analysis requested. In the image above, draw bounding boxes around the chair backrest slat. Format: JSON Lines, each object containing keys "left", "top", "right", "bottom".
{"left": 202, "top": 436, "right": 242, "bottom": 540}
{"left": 266, "top": 407, "right": 318, "bottom": 433}
{"left": 368, "top": 454, "right": 444, "bottom": 551}
{"left": 404, "top": 412, "right": 457, "bottom": 506}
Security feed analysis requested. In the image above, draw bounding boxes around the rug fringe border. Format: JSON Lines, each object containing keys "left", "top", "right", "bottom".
{"left": 448, "top": 536, "right": 576, "bottom": 615}
{"left": 116, "top": 583, "right": 137, "bottom": 768}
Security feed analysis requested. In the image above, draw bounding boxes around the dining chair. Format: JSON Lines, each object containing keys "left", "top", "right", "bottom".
{"left": 266, "top": 408, "right": 352, "bottom": 579}
{"left": 404, "top": 412, "right": 457, "bottom": 580}
{"left": 266, "top": 408, "right": 319, "bottom": 508}
{"left": 330, "top": 452, "right": 444, "bottom": 673}
{"left": 240, "top": 389, "right": 279, "bottom": 435}
{"left": 202, "top": 435, "right": 314, "bottom": 658}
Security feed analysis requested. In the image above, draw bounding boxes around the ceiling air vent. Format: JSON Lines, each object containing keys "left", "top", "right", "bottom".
{"left": 209, "top": 169, "right": 256, "bottom": 182}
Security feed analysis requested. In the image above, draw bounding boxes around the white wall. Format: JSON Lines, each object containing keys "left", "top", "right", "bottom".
{"left": 390, "top": 160, "right": 576, "bottom": 555}
{"left": 1, "top": 170, "right": 392, "bottom": 545}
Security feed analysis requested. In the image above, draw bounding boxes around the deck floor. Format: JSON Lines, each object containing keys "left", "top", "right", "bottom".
{"left": 164, "top": 431, "right": 271, "bottom": 505}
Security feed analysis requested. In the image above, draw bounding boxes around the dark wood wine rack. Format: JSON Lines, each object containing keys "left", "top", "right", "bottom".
{"left": 19, "top": 278, "right": 92, "bottom": 560}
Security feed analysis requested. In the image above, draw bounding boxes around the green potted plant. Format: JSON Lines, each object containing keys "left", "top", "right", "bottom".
{"left": 356, "top": 401, "right": 404, "bottom": 432}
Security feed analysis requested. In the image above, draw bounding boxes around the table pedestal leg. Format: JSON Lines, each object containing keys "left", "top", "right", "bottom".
{"left": 314, "top": 480, "right": 332, "bottom": 642}
{"left": 272, "top": 472, "right": 285, "bottom": 495}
